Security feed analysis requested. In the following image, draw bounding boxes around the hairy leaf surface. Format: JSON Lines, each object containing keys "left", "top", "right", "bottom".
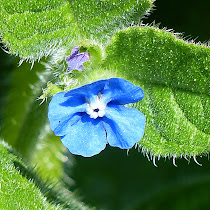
{"left": 103, "top": 26, "right": 210, "bottom": 157}
{"left": 0, "top": 140, "right": 91, "bottom": 209}
{"left": 70, "top": 0, "right": 153, "bottom": 41}
{"left": 0, "top": 140, "right": 58, "bottom": 209}
{"left": 0, "top": 0, "right": 153, "bottom": 61}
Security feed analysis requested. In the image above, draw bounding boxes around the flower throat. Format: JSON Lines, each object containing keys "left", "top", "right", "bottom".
{"left": 86, "top": 92, "right": 106, "bottom": 119}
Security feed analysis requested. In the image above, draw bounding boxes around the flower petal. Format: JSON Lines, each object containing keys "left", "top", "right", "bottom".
{"left": 54, "top": 113, "right": 82, "bottom": 136}
{"left": 102, "top": 78, "right": 144, "bottom": 105}
{"left": 48, "top": 92, "right": 86, "bottom": 134}
{"left": 66, "top": 46, "right": 80, "bottom": 61}
{"left": 61, "top": 113, "right": 107, "bottom": 157}
{"left": 102, "top": 104, "right": 145, "bottom": 149}
{"left": 64, "top": 78, "right": 143, "bottom": 106}
{"left": 67, "top": 53, "right": 90, "bottom": 71}
{"left": 64, "top": 79, "right": 108, "bottom": 99}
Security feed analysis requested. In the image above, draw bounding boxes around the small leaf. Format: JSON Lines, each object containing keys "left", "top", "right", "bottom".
{"left": 103, "top": 26, "right": 210, "bottom": 157}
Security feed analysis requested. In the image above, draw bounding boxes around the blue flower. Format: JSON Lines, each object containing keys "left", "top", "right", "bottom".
{"left": 66, "top": 46, "right": 90, "bottom": 72}
{"left": 48, "top": 78, "right": 145, "bottom": 157}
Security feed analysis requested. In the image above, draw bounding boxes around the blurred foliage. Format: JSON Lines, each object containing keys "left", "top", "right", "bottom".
{"left": 0, "top": 61, "right": 51, "bottom": 155}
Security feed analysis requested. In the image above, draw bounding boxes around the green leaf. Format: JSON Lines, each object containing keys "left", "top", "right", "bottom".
{"left": 0, "top": 0, "right": 153, "bottom": 61}
{"left": 0, "top": 0, "right": 79, "bottom": 61}
{"left": 0, "top": 140, "right": 92, "bottom": 209}
{"left": 103, "top": 26, "right": 210, "bottom": 157}
{"left": 70, "top": 0, "right": 153, "bottom": 41}
{"left": 104, "top": 26, "right": 209, "bottom": 94}
{"left": 0, "top": 140, "right": 58, "bottom": 209}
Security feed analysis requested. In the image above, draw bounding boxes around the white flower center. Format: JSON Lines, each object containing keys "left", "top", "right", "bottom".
{"left": 86, "top": 93, "right": 106, "bottom": 119}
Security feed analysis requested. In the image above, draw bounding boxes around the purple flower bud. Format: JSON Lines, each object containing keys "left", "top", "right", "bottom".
{"left": 66, "top": 46, "right": 90, "bottom": 72}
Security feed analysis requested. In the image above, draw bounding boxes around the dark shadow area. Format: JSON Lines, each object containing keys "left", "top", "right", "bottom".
{"left": 144, "top": 0, "right": 210, "bottom": 42}
{"left": 0, "top": 44, "right": 15, "bottom": 125}
{"left": 66, "top": 146, "right": 210, "bottom": 210}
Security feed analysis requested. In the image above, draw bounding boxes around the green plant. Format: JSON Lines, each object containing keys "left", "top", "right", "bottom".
{"left": 0, "top": 0, "right": 209, "bottom": 209}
